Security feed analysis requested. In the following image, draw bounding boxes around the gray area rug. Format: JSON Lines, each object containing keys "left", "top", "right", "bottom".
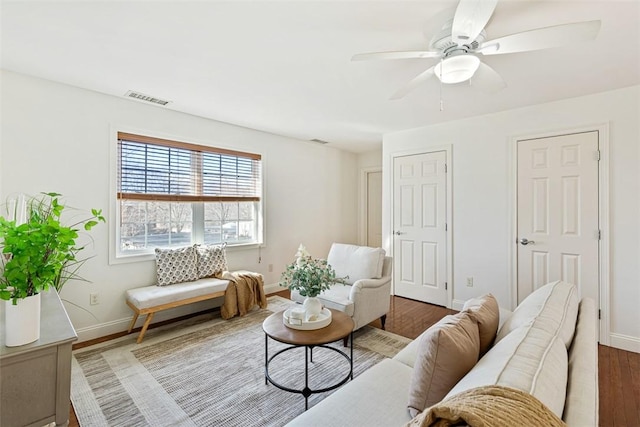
{"left": 71, "top": 296, "right": 411, "bottom": 427}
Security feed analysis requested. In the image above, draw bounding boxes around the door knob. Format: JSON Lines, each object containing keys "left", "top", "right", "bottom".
{"left": 519, "top": 238, "right": 535, "bottom": 246}
{"left": 394, "top": 231, "right": 404, "bottom": 236}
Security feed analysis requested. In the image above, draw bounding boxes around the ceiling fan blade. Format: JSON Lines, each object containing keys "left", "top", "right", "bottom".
{"left": 390, "top": 66, "right": 436, "bottom": 100}
{"left": 470, "top": 62, "right": 506, "bottom": 93}
{"left": 452, "top": 0, "right": 498, "bottom": 46}
{"left": 422, "top": 5, "right": 457, "bottom": 41}
{"left": 351, "top": 51, "right": 440, "bottom": 61}
{"left": 479, "top": 20, "right": 601, "bottom": 55}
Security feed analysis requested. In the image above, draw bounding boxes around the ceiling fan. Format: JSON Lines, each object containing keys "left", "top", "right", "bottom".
{"left": 352, "top": 0, "right": 601, "bottom": 100}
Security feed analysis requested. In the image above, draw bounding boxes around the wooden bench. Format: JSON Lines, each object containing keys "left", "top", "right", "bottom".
{"left": 125, "top": 277, "right": 229, "bottom": 343}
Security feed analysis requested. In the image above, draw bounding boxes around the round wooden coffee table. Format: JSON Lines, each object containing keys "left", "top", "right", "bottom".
{"left": 262, "top": 308, "right": 355, "bottom": 410}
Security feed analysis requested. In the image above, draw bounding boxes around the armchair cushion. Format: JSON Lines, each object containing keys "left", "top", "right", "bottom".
{"left": 327, "top": 243, "right": 385, "bottom": 285}
{"left": 314, "top": 285, "right": 355, "bottom": 317}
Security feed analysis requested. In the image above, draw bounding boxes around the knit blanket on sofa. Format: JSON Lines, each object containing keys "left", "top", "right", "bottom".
{"left": 406, "top": 385, "right": 566, "bottom": 427}
{"left": 217, "top": 270, "right": 267, "bottom": 320}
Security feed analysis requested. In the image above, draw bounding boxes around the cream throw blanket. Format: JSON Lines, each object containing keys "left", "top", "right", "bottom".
{"left": 216, "top": 270, "right": 267, "bottom": 320}
{"left": 406, "top": 385, "right": 566, "bottom": 427}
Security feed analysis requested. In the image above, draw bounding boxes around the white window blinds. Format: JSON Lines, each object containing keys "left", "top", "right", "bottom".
{"left": 117, "top": 132, "right": 261, "bottom": 202}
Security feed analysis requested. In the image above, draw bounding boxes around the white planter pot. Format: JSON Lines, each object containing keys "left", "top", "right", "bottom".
{"left": 4, "top": 293, "right": 41, "bottom": 347}
{"left": 303, "top": 296, "right": 323, "bottom": 322}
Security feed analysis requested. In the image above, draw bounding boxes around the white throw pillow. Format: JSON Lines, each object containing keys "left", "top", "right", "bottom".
{"left": 155, "top": 246, "right": 198, "bottom": 286}
{"left": 327, "top": 243, "right": 385, "bottom": 285}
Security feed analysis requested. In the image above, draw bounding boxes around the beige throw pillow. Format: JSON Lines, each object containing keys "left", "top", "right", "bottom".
{"left": 462, "top": 294, "right": 499, "bottom": 356}
{"left": 407, "top": 312, "right": 480, "bottom": 417}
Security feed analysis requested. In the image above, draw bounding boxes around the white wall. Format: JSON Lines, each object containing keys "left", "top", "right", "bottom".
{"left": 357, "top": 149, "right": 382, "bottom": 245}
{"left": 357, "top": 149, "right": 382, "bottom": 170}
{"left": 0, "top": 70, "right": 359, "bottom": 341}
{"left": 383, "top": 85, "right": 640, "bottom": 353}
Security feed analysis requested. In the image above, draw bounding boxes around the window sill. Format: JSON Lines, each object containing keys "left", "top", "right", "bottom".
{"left": 109, "top": 242, "right": 264, "bottom": 265}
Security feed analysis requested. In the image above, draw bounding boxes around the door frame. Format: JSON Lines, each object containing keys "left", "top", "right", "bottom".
{"left": 509, "top": 123, "right": 610, "bottom": 345}
{"left": 388, "top": 145, "right": 453, "bottom": 308}
{"left": 359, "top": 167, "right": 382, "bottom": 246}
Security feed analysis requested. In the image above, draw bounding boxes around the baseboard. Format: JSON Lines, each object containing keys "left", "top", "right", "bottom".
{"left": 264, "top": 282, "right": 284, "bottom": 295}
{"left": 452, "top": 299, "right": 466, "bottom": 311}
{"left": 74, "top": 298, "right": 222, "bottom": 342}
{"left": 75, "top": 317, "right": 134, "bottom": 342}
{"left": 608, "top": 332, "right": 640, "bottom": 353}
{"left": 75, "top": 284, "right": 283, "bottom": 343}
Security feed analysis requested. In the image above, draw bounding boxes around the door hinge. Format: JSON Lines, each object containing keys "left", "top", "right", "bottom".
{"left": 444, "top": 163, "right": 448, "bottom": 173}
{"left": 598, "top": 230, "right": 602, "bottom": 240}
{"left": 595, "top": 150, "right": 601, "bottom": 161}
{"left": 445, "top": 223, "right": 448, "bottom": 231}
{"left": 598, "top": 309, "right": 601, "bottom": 320}
{"left": 445, "top": 282, "right": 448, "bottom": 290}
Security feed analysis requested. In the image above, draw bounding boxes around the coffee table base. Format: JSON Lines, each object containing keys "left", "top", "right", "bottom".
{"left": 264, "top": 331, "right": 353, "bottom": 410}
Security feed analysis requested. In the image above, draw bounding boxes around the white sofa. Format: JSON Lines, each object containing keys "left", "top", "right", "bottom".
{"left": 287, "top": 280, "right": 598, "bottom": 427}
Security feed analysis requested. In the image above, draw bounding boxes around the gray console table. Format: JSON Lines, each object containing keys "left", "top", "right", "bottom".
{"left": 0, "top": 289, "right": 78, "bottom": 427}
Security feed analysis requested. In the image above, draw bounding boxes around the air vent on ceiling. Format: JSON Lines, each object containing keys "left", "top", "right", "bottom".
{"left": 124, "top": 90, "right": 171, "bottom": 106}
{"left": 310, "top": 138, "right": 330, "bottom": 145}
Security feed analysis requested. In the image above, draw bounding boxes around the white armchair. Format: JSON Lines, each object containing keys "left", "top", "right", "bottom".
{"left": 291, "top": 243, "right": 392, "bottom": 331}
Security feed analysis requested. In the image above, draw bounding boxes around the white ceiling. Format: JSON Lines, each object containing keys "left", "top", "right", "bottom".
{"left": 2, "top": 1, "right": 639, "bottom": 153}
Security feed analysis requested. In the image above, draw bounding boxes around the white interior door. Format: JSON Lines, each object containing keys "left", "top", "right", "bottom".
{"left": 393, "top": 151, "right": 448, "bottom": 306}
{"left": 517, "top": 131, "right": 599, "bottom": 304}
{"left": 366, "top": 171, "right": 383, "bottom": 248}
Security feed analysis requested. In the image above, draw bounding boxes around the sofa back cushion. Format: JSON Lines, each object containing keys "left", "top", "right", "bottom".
{"left": 564, "top": 298, "right": 599, "bottom": 427}
{"left": 495, "top": 280, "right": 579, "bottom": 348}
{"left": 445, "top": 320, "right": 568, "bottom": 418}
{"left": 462, "top": 294, "right": 499, "bottom": 356}
{"left": 407, "top": 312, "right": 480, "bottom": 417}
{"left": 327, "top": 243, "right": 385, "bottom": 285}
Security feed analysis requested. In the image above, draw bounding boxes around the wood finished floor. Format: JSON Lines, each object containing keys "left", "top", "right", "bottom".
{"left": 69, "top": 290, "right": 639, "bottom": 427}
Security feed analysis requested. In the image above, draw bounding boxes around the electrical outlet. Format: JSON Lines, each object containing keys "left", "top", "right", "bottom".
{"left": 268, "top": 264, "right": 273, "bottom": 273}
{"left": 466, "top": 277, "right": 474, "bottom": 287}
{"left": 90, "top": 293, "right": 99, "bottom": 305}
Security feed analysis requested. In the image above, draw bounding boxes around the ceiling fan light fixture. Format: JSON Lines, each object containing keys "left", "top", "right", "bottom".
{"left": 434, "top": 55, "right": 480, "bottom": 84}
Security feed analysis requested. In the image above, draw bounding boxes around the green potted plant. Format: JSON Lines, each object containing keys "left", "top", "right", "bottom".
{"left": 279, "top": 244, "right": 347, "bottom": 320}
{"left": 0, "top": 192, "right": 105, "bottom": 346}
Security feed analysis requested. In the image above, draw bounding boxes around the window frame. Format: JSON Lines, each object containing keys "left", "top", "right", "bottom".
{"left": 109, "top": 129, "right": 265, "bottom": 264}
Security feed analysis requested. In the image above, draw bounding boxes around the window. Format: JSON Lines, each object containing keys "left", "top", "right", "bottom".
{"left": 116, "top": 132, "right": 262, "bottom": 255}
